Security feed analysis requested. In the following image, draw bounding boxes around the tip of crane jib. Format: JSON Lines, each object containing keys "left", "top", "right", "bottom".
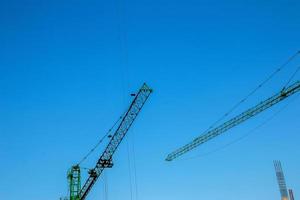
{"left": 141, "top": 83, "right": 153, "bottom": 92}
{"left": 165, "top": 156, "right": 173, "bottom": 162}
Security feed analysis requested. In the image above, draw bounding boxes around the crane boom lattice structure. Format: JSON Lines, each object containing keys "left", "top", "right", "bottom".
{"left": 69, "top": 83, "right": 152, "bottom": 200}
{"left": 274, "top": 160, "right": 289, "bottom": 200}
{"left": 166, "top": 81, "right": 300, "bottom": 161}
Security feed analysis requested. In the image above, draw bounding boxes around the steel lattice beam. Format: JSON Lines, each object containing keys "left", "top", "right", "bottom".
{"left": 274, "top": 160, "right": 289, "bottom": 200}
{"left": 166, "top": 81, "right": 300, "bottom": 161}
{"left": 79, "top": 83, "right": 152, "bottom": 200}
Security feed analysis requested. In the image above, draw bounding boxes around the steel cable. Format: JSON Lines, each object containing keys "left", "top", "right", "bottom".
{"left": 183, "top": 92, "right": 300, "bottom": 161}
{"left": 206, "top": 51, "right": 300, "bottom": 132}
{"left": 77, "top": 115, "right": 124, "bottom": 165}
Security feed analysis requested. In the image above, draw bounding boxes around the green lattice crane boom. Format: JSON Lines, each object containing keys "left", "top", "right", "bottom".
{"left": 69, "top": 83, "right": 152, "bottom": 200}
{"left": 166, "top": 81, "right": 300, "bottom": 161}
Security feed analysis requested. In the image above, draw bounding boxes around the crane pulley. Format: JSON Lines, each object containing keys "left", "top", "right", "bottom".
{"left": 68, "top": 83, "right": 152, "bottom": 200}
{"left": 166, "top": 81, "right": 300, "bottom": 161}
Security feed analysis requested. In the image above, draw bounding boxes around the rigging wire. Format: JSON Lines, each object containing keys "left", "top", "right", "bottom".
{"left": 131, "top": 133, "right": 139, "bottom": 200}
{"left": 183, "top": 92, "right": 300, "bottom": 161}
{"left": 103, "top": 171, "right": 108, "bottom": 200}
{"left": 114, "top": 0, "right": 135, "bottom": 199}
{"left": 126, "top": 139, "right": 134, "bottom": 200}
{"left": 205, "top": 51, "right": 300, "bottom": 132}
{"left": 76, "top": 0, "right": 133, "bottom": 171}
{"left": 115, "top": 0, "right": 131, "bottom": 106}
{"left": 77, "top": 115, "right": 124, "bottom": 165}
{"left": 283, "top": 65, "right": 300, "bottom": 90}
{"left": 177, "top": 51, "right": 300, "bottom": 161}
{"left": 80, "top": 167, "right": 91, "bottom": 171}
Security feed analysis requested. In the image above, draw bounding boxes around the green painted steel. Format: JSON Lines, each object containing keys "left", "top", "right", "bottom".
{"left": 66, "top": 83, "right": 152, "bottom": 200}
{"left": 68, "top": 165, "right": 81, "bottom": 200}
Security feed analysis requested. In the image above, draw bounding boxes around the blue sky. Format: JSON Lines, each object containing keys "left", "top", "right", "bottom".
{"left": 0, "top": 0, "right": 300, "bottom": 200}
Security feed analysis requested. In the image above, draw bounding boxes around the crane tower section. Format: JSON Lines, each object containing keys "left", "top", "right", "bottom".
{"left": 68, "top": 165, "right": 81, "bottom": 200}
{"left": 274, "top": 160, "right": 289, "bottom": 200}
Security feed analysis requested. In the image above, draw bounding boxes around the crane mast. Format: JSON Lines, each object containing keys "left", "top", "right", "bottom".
{"left": 166, "top": 81, "right": 300, "bottom": 161}
{"left": 69, "top": 83, "right": 152, "bottom": 200}
{"left": 289, "top": 189, "right": 295, "bottom": 200}
{"left": 274, "top": 160, "right": 289, "bottom": 200}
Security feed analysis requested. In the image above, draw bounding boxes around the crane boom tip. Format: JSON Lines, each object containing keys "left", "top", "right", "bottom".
{"left": 165, "top": 155, "right": 173, "bottom": 161}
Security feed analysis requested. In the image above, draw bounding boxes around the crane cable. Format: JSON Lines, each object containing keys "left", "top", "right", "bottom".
{"left": 78, "top": 0, "right": 131, "bottom": 167}
{"left": 182, "top": 51, "right": 300, "bottom": 160}
{"left": 183, "top": 92, "right": 300, "bottom": 160}
{"left": 126, "top": 131, "right": 139, "bottom": 200}
{"left": 77, "top": 114, "right": 124, "bottom": 165}
{"left": 103, "top": 171, "right": 108, "bottom": 200}
{"left": 126, "top": 139, "right": 134, "bottom": 200}
{"left": 114, "top": 0, "right": 137, "bottom": 199}
{"left": 284, "top": 65, "right": 300, "bottom": 87}
{"left": 131, "top": 133, "right": 139, "bottom": 200}
{"left": 282, "top": 53, "right": 300, "bottom": 90}
{"left": 115, "top": 0, "right": 131, "bottom": 107}
{"left": 205, "top": 51, "right": 300, "bottom": 132}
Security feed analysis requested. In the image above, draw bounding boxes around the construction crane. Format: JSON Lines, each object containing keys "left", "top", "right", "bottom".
{"left": 274, "top": 160, "right": 289, "bottom": 200}
{"left": 166, "top": 81, "right": 300, "bottom": 161}
{"left": 67, "top": 83, "right": 152, "bottom": 200}
{"left": 273, "top": 161, "right": 296, "bottom": 200}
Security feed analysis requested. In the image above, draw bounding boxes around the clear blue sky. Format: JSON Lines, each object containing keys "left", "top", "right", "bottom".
{"left": 0, "top": 0, "right": 299, "bottom": 200}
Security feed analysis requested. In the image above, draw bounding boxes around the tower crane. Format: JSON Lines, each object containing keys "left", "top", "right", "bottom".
{"left": 67, "top": 83, "right": 152, "bottom": 200}
{"left": 166, "top": 81, "right": 300, "bottom": 161}
{"left": 274, "top": 160, "right": 289, "bottom": 200}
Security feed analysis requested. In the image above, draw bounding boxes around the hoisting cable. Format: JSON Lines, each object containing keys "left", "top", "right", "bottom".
{"left": 103, "top": 171, "right": 108, "bottom": 200}
{"left": 126, "top": 139, "right": 134, "bottom": 200}
{"left": 182, "top": 51, "right": 300, "bottom": 160}
{"left": 205, "top": 51, "right": 300, "bottom": 132}
{"left": 80, "top": 167, "right": 92, "bottom": 171}
{"left": 77, "top": 114, "right": 124, "bottom": 165}
{"left": 115, "top": 0, "right": 131, "bottom": 107}
{"left": 131, "top": 134, "right": 139, "bottom": 200}
{"left": 114, "top": 0, "right": 135, "bottom": 198}
{"left": 183, "top": 92, "right": 300, "bottom": 161}
{"left": 282, "top": 63, "right": 300, "bottom": 90}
